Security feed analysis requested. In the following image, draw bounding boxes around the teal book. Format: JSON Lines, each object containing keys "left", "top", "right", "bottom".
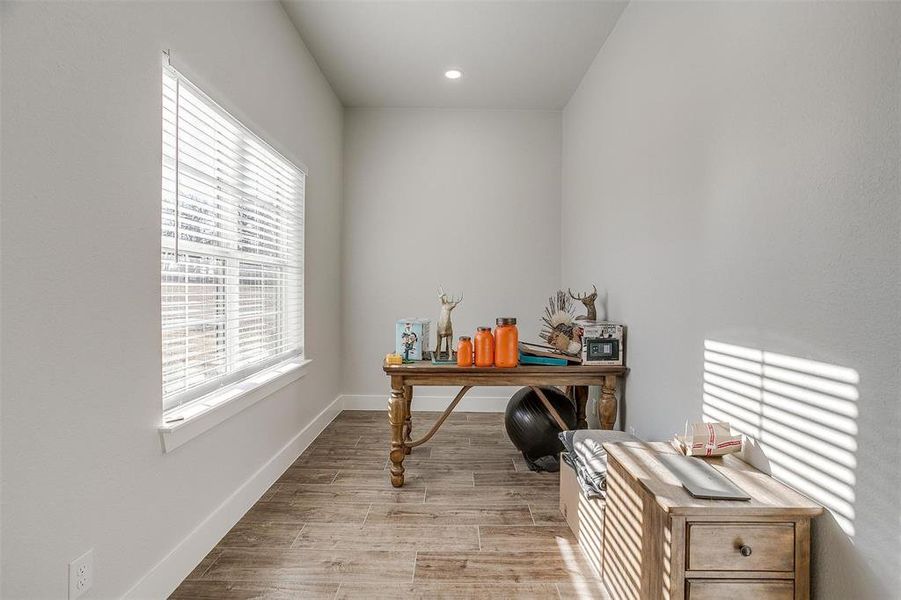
{"left": 518, "top": 351, "right": 568, "bottom": 366}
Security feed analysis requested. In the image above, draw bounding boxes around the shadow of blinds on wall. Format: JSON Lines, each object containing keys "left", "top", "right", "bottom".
{"left": 702, "top": 340, "right": 859, "bottom": 536}
{"left": 161, "top": 55, "right": 306, "bottom": 413}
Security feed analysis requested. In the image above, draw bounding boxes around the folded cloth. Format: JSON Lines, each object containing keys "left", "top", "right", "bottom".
{"left": 560, "top": 430, "right": 638, "bottom": 499}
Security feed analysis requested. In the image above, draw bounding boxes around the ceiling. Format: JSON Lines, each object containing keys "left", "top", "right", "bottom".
{"left": 281, "top": 1, "right": 628, "bottom": 109}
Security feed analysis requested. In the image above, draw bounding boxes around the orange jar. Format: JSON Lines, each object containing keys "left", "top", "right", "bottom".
{"left": 456, "top": 336, "right": 473, "bottom": 367}
{"left": 494, "top": 317, "right": 519, "bottom": 368}
{"left": 474, "top": 327, "right": 495, "bottom": 367}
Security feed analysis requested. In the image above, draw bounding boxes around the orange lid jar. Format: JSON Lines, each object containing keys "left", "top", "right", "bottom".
{"left": 456, "top": 336, "right": 473, "bottom": 367}
{"left": 474, "top": 327, "right": 495, "bottom": 367}
{"left": 494, "top": 317, "right": 519, "bottom": 368}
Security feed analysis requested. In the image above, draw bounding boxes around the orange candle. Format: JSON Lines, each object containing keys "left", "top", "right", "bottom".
{"left": 494, "top": 317, "right": 519, "bottom": 368}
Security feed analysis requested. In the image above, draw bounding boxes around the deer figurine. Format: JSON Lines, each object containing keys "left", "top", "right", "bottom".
{"left": 435, "top": 286, "right": 463, "bottom": 358}
{"left": 569, "top": 284, "right": 607, "bottom": 321}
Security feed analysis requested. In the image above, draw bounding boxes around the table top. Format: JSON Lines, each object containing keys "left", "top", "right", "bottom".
{"left": 383, "top": 361, "right": 627, "bottom": 386}
{"left": 383, "top": 361, "right": 627, "bottom": 375}
{"left": 604, "top": 441, "right": 823, "bottom": 517}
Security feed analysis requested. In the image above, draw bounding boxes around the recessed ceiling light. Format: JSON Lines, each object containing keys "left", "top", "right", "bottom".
{"left": 444, "top": 69, "right": 463, "bottom": 80}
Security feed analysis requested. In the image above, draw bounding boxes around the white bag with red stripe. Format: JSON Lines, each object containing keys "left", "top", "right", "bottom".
{"left": 674, "top": 421, "right": 742, "bottom": 457}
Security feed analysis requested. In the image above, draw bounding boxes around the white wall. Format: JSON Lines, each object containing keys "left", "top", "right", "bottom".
{"left": 0, "top": 2, "right": 342, "bottom": 598}
{"left": 562, "top": 2, "right": 900, "bottom": 598}
{"left": 341, "top": 109, "right": 562, "bottom": 405}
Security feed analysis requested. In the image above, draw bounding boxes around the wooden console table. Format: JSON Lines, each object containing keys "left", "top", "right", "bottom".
{"left": 382, "top": 362, "right": 628, "bottom": 487}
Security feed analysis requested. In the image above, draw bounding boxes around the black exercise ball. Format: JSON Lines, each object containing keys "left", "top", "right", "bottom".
{"left": 505, "top": 387, "right": 577, "bottom": 468}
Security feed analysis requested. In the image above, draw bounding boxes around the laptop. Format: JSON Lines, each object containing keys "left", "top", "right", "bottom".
{"left": 658, "top": 453, "right": 751, "bottom": 501}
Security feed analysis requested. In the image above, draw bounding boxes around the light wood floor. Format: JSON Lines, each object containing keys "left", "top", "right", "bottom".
{"left": 170, "top": 410, "right": 607, "bottom": 599}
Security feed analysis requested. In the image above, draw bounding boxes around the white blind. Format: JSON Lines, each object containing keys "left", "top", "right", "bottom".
{"left": 161, "top": 60, "right": 305, "bottom": 412}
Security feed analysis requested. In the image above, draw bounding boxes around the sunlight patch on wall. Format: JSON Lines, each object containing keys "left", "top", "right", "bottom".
{"left": 702, "top": 340, "right": 859, "bottom": 536}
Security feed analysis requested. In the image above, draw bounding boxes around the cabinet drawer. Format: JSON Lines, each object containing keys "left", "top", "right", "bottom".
{"left": 687, "top": 523, "right": 794, "bottom": 571}
{"left": 686, "top": 579, "right": 793, "bottom": 600}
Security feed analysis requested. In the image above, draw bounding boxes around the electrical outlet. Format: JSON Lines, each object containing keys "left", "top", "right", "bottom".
{"left": 68, "top": 549, "right": 93, "bottom": 599}
{"left": 629, "top": 426, "right": 638, "bottom": 437}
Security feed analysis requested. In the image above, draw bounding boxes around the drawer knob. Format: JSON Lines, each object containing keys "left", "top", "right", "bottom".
{"left": 739, "top": 545, "right": 753, "bottom": 557}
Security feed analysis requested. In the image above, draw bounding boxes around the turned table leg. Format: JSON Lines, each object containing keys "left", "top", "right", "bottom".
{"left": 599, "top": 374, "right": 618, "bottom": 430}
{"left": 570, "top": 385, "right": 589, "bottom": 429}
{"left": 388, "top": 380, "right": 406, "bottom": 487}
{"left": 403, "top": 385, "right": 413, "bottom": 455}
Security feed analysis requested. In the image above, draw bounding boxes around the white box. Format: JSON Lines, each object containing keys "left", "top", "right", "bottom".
{"left": 580, "top": 322, "right": 625, "bottom": 366}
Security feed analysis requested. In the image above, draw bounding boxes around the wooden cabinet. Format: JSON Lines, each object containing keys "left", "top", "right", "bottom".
{"left": 601, "top": 442, "right": 822, "bottom": 600}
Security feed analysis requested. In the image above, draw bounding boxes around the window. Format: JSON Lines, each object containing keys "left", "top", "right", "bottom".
{"left": 161, "top": 60, "right": 305, "bottom": 414}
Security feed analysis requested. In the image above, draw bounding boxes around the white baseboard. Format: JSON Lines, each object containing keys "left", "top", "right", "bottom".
{"left": 124, "top": 395, "right": 343, "bottom": 600}
{"left": 340, "top": 394, "right": 508, "bottom": 413}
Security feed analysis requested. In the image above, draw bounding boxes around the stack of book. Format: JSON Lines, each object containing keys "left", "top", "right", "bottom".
{"left": 518, "top": 341, "right": 582, "bottom": 366}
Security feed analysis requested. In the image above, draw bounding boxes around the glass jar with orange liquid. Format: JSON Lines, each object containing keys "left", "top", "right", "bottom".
{"left": 494, "top": 317, "right": 519, "bottom": 368}
{"left": 474, "top": 327, "right": 495, "bottom": 367}
{"left": 456, "top": 336, "right": 473, "bottom": 367}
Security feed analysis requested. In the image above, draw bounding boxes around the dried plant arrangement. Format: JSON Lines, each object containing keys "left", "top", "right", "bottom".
{"left": 540, "top": 290, "right": 582, "bottom": 356}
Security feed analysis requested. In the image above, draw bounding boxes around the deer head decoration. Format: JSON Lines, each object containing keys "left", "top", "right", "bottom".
{"left": 435, "top": 286, "right": 463, "bottom": 358}
{"left": 569, "top": 285, "right": 607, "bottom": 321}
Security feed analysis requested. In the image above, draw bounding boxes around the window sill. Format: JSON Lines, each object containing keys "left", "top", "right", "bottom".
{"left": 158, "top": 357, "right": 311, "bottom": 453}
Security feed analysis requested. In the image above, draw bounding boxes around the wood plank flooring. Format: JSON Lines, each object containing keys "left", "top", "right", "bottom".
{"left": 170, "top": 410, "right": 607, "bottom": 599}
